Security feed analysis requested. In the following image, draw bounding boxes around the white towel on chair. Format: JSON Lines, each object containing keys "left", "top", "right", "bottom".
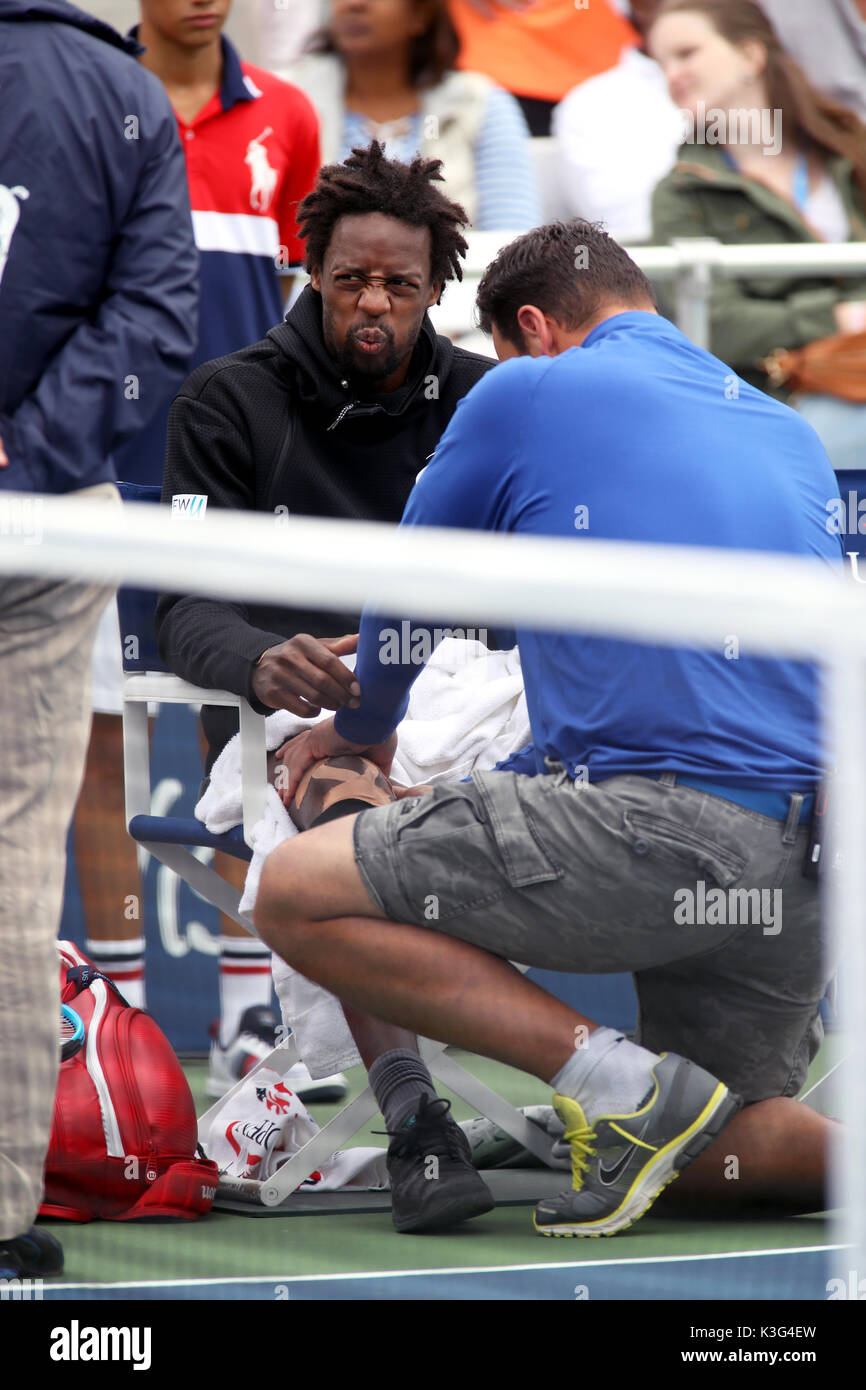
{"left": 195, "top": 639, "right": 530, "bottom": 1077}
{"left": 203, "top": 1067, "right": 390, "bottom": 1191}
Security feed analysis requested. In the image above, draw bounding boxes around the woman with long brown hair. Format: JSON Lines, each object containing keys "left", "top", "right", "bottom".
{"left": 648, "top": 0, "right": 866, "bottom": 468}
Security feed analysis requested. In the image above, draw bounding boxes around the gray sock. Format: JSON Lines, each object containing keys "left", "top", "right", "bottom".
{"left": 550, "top": 1026, "right": 659, "bottom": 1124}
{"left": 368, "top": 1049, "right": 438, "bottom": 1132}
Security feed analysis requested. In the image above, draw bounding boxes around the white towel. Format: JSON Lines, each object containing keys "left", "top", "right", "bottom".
{"left": 203, "top": 1067, "right": 390, "bottom": 1191}
{"left": 196, "top": 639, "right": 530, "bottom": 1076}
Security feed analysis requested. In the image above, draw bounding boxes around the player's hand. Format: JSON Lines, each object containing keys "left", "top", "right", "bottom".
{"left": 272, "top": 720, "right": 398, "bottom": 805}
{"left": 251, "top": 633, "right": 359, "bottom": 717}
{"left": 0, "top": 435, "right": 8, "bottom": 468}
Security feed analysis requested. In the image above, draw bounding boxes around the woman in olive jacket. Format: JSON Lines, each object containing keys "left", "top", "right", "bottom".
{"left": 648, "top": 0, "right": 866, "bottom": 468}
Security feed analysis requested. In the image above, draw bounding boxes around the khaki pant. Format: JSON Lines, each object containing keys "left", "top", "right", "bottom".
{"left": 0, "top": 482, "right": 118, "bottom": 1237}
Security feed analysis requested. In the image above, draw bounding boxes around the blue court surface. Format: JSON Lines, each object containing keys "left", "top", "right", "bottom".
{"left": 42, "top": 1245, "right": 840, "bottom": 1302}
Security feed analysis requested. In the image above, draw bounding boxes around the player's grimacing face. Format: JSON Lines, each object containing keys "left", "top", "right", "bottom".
{"left": 312, "top": 213, "right": 440, "bottom": 388}
{"left": 139, "top": 0, "right": 231, "bottom": 47}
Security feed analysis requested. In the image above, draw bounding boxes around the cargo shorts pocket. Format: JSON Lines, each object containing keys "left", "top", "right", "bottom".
{"left": 622, "top": 809, "right": 747, "bottom": 889}
{"left": 473, "top": 770, "right": 563, "bottom": 889}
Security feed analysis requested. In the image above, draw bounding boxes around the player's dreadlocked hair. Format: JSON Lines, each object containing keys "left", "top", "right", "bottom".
{"left": 297, "top": 142, "right": 469, "bottom": 289}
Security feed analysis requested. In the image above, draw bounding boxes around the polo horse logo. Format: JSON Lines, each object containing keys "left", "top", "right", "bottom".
{"left": 245, "top": 128, "right": 277, "bottom": 212}
{"left": 0, "top": 184, "right": 30, "bottom": 288}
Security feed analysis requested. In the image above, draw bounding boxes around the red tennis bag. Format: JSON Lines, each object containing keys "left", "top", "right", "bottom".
{"left": 40, "top": 943, "right": 218, "bottom": 1221}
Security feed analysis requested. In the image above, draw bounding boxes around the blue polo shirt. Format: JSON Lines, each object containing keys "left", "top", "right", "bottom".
{"left": 335, "top": 312, "right": 843, "bottom": 793}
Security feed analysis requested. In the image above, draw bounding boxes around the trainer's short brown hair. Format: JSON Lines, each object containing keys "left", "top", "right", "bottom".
{"left": 476, "top": 220, "right": 657, "bottom": 350}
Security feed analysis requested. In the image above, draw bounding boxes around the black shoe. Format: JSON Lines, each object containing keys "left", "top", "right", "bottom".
{"left": 0, "top": 1227, "right": 64, "bottom": 1279}
{"left": 379, "top": 1094, "right": 496, "bottom": 1234}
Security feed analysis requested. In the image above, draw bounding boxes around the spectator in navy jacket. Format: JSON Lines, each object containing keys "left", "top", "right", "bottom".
{"left": 72, "top": 0, "right": 322, "bottom": 1099}
{"left": 0, "top": 0, "right": 197, "bottom": 1282}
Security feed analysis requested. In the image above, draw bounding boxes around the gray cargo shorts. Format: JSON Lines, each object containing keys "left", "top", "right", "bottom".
{"left": 352, "top": 768, "right": 830, "bottom": 1103}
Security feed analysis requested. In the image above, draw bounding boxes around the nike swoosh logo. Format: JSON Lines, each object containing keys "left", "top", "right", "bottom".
{"left": 598, "top": 1120, "right": 654, "bottom": 1185}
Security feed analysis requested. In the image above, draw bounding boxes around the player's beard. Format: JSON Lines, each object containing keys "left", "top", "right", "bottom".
{"left": 331, "top": 321, "right": 406, "bottom": 386}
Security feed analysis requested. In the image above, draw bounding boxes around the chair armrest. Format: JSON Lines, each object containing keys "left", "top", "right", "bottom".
{"left": 122, "top": 673, "right": 247, "bottom": 705}
{"left": 239, "top": 702, "right": 268, "bottom": 848}
{"left": 121, "top": 672, "right": 269, "bottom": 850}
{"left": 122, "top": 695, "right": 153, "bottom": 828}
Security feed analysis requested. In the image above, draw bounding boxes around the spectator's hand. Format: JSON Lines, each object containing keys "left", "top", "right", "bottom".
{"left": 834, "top": 301, "right": 866, "bottom": 335}
{"left": 0, "top": 435, "right": 8, "bottom": 468}
{"left": 271, "top": 719, "right": 398, "bottom": 806}
{"left": 251, "top": 633, "right": 360, "bottom": 718}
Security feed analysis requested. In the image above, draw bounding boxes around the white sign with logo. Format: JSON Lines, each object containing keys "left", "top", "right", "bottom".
{"left": 171, "top": 493, "right": 208, "bottom": 520}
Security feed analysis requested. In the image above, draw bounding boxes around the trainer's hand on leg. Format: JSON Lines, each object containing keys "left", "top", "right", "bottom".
{"left": 251, "top": 633, "right": 360, "bottom": 717}
{"left": 272, "top": 720, "right": 398, "bottom": 806}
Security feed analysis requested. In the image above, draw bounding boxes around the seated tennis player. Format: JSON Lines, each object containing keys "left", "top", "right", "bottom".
{"left": 255, "top": 221, "right": 840, "bottom": 1237}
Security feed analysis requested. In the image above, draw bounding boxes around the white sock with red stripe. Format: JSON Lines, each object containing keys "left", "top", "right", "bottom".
{"left": 218, "top": 936, "right": 274, "bottom": 1047}
{"left": 84, "top": 936, "right": 146, "bottom": 1009}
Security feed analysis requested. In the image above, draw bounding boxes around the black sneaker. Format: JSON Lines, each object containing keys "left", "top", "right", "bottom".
{"left": 0, "top": 1227, "right": 64, "bottom": 1279}
{"left": 379, "top": 1094, "right": 496, "bottom": 1234}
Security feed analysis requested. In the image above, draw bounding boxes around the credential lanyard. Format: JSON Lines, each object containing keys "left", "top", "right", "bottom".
{"left": 792, "top": 152, "right": 810, "bottom": 212}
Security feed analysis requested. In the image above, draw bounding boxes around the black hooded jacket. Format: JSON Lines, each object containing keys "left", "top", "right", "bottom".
{"left": 155, "top": 286, "right": 495, "bottom": 758}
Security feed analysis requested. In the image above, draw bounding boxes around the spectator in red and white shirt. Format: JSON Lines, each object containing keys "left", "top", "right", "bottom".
{"left": 129, "top": 0, "right": 321, "bottom": 461}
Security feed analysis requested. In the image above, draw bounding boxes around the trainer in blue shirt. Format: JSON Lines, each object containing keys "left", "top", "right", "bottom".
{"left": 253, "top": 221, "right": 842, "bottom": 1245}
{"left": 336, "top": 312, "right": 840, "bottom": 797}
